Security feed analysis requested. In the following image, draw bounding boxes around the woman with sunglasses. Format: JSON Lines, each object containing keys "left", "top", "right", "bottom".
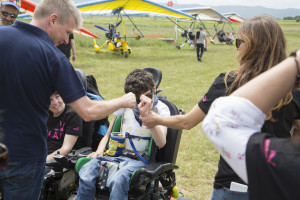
{"left": 202, "top": 51, "right": 300, "bottom": 200}
{"left": 140, "top": 16, "right": 300, "bottom": 200}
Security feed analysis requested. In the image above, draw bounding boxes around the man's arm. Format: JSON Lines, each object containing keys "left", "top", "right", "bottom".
{"left": 69, "top": 93, "right": 136, "bottom": 122}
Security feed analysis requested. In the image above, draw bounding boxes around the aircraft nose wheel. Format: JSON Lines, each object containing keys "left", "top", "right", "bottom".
{"left": 176, "top": 45, "right": 181, "bottom": 50}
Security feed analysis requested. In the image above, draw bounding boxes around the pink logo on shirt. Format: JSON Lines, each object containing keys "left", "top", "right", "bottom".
{"left": 48, "top": 121, "right": 65, "bottom": 140}
{"left": 202, "top": 96, "right": 207, "bottom": 102}
{"left": 264, "top": 139, "right": 277, "bottom": 167}
{"left": 73, "top": 126, "right": 79, "bottom": 131}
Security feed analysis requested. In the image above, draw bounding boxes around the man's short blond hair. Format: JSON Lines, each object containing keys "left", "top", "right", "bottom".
{"left": 33, "top": 0, "right": 82, "bottom": 28}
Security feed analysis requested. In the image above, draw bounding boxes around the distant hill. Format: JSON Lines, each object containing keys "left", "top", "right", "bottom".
{"left": 31, "top": 0, "right": 300, "bottom": 19}
{"left": 173, "top": 4, "right": 300, "bottom": 19}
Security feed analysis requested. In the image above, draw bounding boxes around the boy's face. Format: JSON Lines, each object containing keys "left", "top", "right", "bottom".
{"left": 136, "top": 89, "right": 154, "bottom": 105}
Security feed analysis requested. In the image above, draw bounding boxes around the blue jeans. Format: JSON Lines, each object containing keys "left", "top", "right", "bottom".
{"left": 77, "top": 156, "right": 145, "bottom": 200}
{"left": 0, "top": 161, "right": 45, "bottom": 200}
{"left": 211, "top": 188, "right": 249, "bottom": 200}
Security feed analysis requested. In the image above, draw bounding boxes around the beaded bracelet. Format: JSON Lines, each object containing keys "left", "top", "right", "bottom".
{"left": 290, "top": 51, "right": 300, "bottom": 87}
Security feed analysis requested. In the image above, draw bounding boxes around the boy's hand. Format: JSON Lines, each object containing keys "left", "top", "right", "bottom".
{"left": 138, "top": 94, "right": 152, "bottom": 117}
{"left": 122, "top": 92, "right": 136, "bottom": 109}
{"left": 87, "top": 151, "right": 103, "bottom": 158}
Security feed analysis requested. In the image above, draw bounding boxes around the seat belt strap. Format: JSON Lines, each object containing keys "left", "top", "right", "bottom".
{"left": 125, "top": 132, "right": 150, "bottom": 165}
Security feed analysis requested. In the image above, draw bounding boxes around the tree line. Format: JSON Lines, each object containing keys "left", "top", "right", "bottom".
{"left": 283, "top": 16, "right": 300, "bottom": 22}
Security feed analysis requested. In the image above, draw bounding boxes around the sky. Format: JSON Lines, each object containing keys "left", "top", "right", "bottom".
{"left": 153, "top": 0, "right": 300, "bottom": 10}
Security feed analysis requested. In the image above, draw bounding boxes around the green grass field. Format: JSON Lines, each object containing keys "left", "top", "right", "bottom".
{"left": 70, "top": 16, "right": 300, "bottom": 200}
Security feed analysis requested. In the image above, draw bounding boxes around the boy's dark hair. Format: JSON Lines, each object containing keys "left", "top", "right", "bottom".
{"left": 124, "top": 69, "right": 154, "bottom": 98}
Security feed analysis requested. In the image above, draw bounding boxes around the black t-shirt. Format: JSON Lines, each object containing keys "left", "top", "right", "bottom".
{"left": 246, "top": 132, "right": 300, "bottom": 200}
{"left": 198, "top": 73, "right": 300, "bottom": 189}
{"left": 47, "top": 104, "right": 82, "bottom": 154}
{"left": 57, "top": 34, "right": 74, "bottom": 59}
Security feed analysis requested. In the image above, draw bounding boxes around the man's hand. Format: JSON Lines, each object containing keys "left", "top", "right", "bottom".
{"left": 121, "top": 92, "right": 136, "bottom": 109}
{"left": 72, "top": 55, "right": 76, "bottom": 62}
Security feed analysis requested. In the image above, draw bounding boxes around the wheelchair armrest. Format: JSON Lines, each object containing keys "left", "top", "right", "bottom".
{"left": 67, "top": 147, "right": 92, "bottom": 157}
{"left": 45, "top": 160, "right": 58, "bottom": 167}
{"left": 132, "top": 163, "right": 178, "bottom": 181}
{"left": 141, "top": 162, "right": 178, "bottom": 178}
{"left": 53, "top": 154, "right": 70, "bottom": 168}
{"left": 130, "top": 162, "right": 178, "bottom": 188}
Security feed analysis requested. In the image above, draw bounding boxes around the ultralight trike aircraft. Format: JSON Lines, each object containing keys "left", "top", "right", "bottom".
{"left": 76, "top": 0, "right": 194, "bottom": 58}
{"left": 172, "top": 7, "right": 235, "bottom": 49}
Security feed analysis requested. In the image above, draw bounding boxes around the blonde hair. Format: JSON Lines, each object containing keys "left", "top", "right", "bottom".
{"left": 33, "top": 0, "right": 82, "bottom": 28}
{"left": 225, "top": 16, "right": 292, "bottom": 120}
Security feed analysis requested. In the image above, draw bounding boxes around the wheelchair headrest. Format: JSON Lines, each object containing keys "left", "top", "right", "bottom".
{"left": 143, "top": 67, "right": 162, "bottom": 89}
{"left": 75, "top": 68, "right": 87, "bottom": 91}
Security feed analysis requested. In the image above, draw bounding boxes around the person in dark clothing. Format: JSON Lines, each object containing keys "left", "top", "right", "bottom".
{"left": 202, "top": 50, "right": 300, "bottom": 200}
{"left": 0, "top": 0, "right": 136, "bottom": 198}
{"left": 194, "top": 26, "right": 207, "bottom": 62}
{"left": 57, "top": 33, "right": 76, "bottom": 61}
{"left": 47, "top": 92, "right": 83, "bottom": 161}
{"left": 140, "top": 16, "right": 300, "bottom": 200}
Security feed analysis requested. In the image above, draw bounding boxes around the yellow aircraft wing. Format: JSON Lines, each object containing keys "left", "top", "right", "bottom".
{"left": 77, "top": 0, "right": 194, "bottom": 19}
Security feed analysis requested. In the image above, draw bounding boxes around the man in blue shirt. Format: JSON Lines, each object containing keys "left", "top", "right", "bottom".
{"left": 0, "top": 0, "right": 136, "bottom": 199}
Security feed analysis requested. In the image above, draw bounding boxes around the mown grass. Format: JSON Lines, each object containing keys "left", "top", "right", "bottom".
{"left": 70, "top": 17, "right": 300, "bottom": 200}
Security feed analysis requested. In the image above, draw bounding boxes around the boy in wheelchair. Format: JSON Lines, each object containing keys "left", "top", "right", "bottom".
{"left": 77, "top": 69, "right": 170, "bottom": 200}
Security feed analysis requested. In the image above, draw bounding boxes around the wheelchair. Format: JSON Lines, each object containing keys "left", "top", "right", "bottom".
{"left": 40, "top": 69, "right": 108, "bottom": 200}
{"left": 40, "top": 67, "right": 188, "bottom": 200}
{"left": 74, "top": 67, "right": 187, "bottom": 200}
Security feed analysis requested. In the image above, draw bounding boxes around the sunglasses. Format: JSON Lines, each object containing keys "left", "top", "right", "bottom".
{"left": 235, "top": 38, "right": 245, "bottom": 48}
{"left": 136, "top": 91, "right": 153, "bottom": 104}
{"left": 0, "top": 143, "right": 8, "bottom": 167}
{"left": 1, "top": 10, "right": 18, "bottom": 18}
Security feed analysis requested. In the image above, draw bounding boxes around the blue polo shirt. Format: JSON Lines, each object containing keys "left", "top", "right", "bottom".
{"left": 0, "top": 21, "right": 86, "bottom": 162}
